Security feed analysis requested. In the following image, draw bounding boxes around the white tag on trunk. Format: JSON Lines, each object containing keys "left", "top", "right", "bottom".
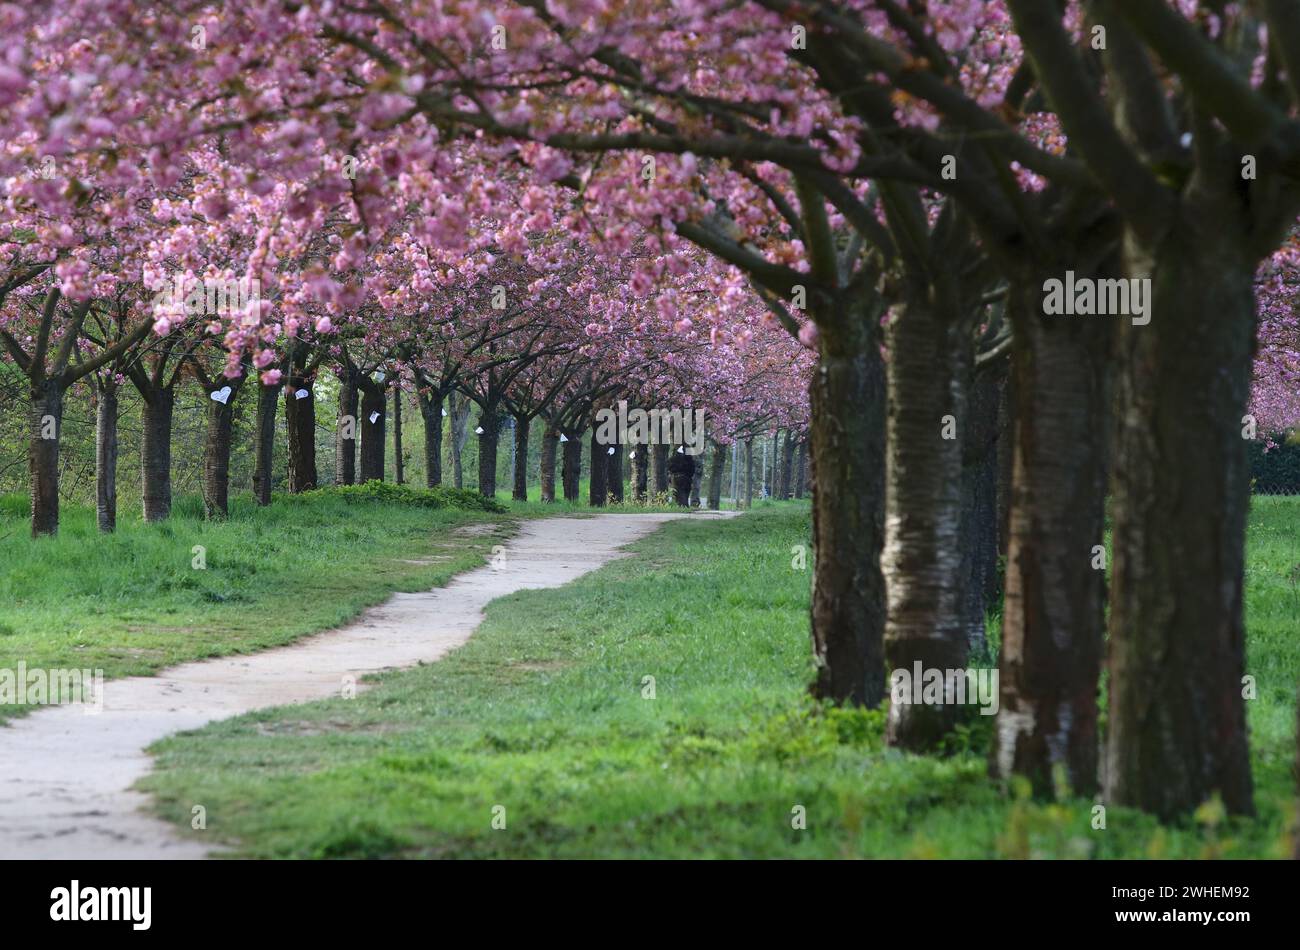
{"left": 295, "top": 388, "right": 309, "bottom": 400}
{"left": 210, "top": 386, "right": 232, "bottom": 405}
{"left": 369, "top": 411, "right": 380, "bottom": 423}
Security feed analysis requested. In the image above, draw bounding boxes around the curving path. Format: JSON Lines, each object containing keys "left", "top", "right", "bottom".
{"left": 0, "top": 512, "right": 732, "bottom": 859}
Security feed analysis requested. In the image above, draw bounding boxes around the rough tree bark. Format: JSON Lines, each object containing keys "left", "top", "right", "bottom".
{"left": 958, "top": 358, "right": 1006, "bottom": 655}
{"left": 28, "top": 379, "right": 63, "bottom": 537}
{"left": 512, "top": 414, "right": 530, "bottom": 501}
{"left": 392, "top": 387, "right": 404, "bottom": 485}
{"left": 335, "top": 368, "right": 358, "bottom": 486}
{"left": 807, "top": 301, "right": 887, "bottom": 708}
{"left": 417, "top": 389, "right": 444, "bottom": 487}
{"left": 476, "top": 406, "right": 500, "bottom": 498}
{"left": 450, "top": 394, "right": 470, "bottom": 488}
{"left": 995, "top": 375, "right": 1014, "bottom": 558}
{"left": 285, "top": 367, "right": 318, "bottom": 493}
{"left": 588, "top": 428, "right": 608, "bottom": 506}
{"left": 993, "top": 275, "right": 1109, "bottom": 799}
{"left": 633, "top": 444, "right": 649, "bottom": 501}
{"left": 358, "top": 380, "right": 385, "bottom": 482}
{"left": 539, "top": 423, "right": 558, "bottom": 502}
{"left": 1105, "top": 224, "right": 1257, "bottom": 818}
{"left": 706, "top": 440, "right": 725, "bottom": 510}
{"left": 764, "top": 434, "right": 774, "bottom": 499}
{"left": 883, "top": 290, "right": 971, "bottom": 750}
{"left": 652, "top": 443, "right": 669, "bottom": 497}
{"left": 201, "top": 381, "right": 241, "bottom": 519}
{"left": 790, "top": 439, "right": 800, "bottom": 499}
{"left": 94, "top": 378, "right": 118, "bottom": 533}
{"left": 561, "top": 432, "right": 581, "bottom": 501}
{"left": 252, "top": 381, "right": 278, "bottom": 505}
{"left": 607, "top": 434, "right": 624, "bottom": 502}
{"left": 140, "top": 385, "right": 175, "bottom": 522}
{"left": 743, "top": 439, "right": 754, "bottom": 508}
{"left": 779, "top": 431, "right": 795, "bottom": 499}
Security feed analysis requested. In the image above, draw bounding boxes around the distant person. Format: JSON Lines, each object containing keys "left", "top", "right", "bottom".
{"left": 667, "top": 447, "right": 696, "bottom": 507}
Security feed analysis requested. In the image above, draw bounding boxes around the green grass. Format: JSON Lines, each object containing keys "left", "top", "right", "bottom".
{"left": 138, "top": 499, "right": 1298, "bottom": 859}
{"left": 0, "top": 489, "right": 513, "bottom": 720}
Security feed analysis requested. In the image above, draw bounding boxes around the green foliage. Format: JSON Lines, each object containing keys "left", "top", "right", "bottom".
{"left": 1249, "top": 434, "right": 1300, "bottom": 494}
{"left": 303, "top": 480, "right": 507, "bottom": 513}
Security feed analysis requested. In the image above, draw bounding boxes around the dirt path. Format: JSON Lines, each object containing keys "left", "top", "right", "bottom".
{"left": 0, "top": 512, "right": 731, "bottom": 859}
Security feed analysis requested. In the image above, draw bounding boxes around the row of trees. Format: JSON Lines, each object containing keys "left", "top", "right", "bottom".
{"left": 0, "top": 262, "right": 812, "bottom": 529}
{"left": 2, "top": 0, "right": 1299, "bottom": 821}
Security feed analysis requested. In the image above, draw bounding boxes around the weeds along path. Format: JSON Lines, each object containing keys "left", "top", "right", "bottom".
{"left": 0, "top": 513, "right": 734, "bottom": 859}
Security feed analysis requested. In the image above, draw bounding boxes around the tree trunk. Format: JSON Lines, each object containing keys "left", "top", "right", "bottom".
{"left": 561, "top": 432, "right": 581, "bottom": 501}
{"left": 652, "top": 443, "right": 669, "bottom": 496}
{"left": 689, "top": 454, "right": 702, "bottom": 507}
{"left": 202, "top": 383, "right": 238, "bottom": 519}
{"left": 779, "top": 431, "right": 795, "bottom": 499}
{"left": 588, "top": 428, "right": 608, "bottom": 506}
{"left": 808, "top": 310, "right": 887, "bottom": 707}
{"left": 633, "top": 444, "right": 649, "bottom": 501}
{"left": 883, "top": 293, "right": 971, "bottom": 750}
{"left": 795, "top": 438, "right": 807, "bottom": 499}
{"left": 335, "top": 371, "right": 358, "bottom": 486}
{"left": 607, "top": 433, "right": 624, "bottom": 502}
{"left": 95, "top": 378, "right": 118, "bottom": 533}
{"left": 995, "top": 375, "right": 1014, "bottom": 557}
{"left": 418, "top": 390, "right": 444, "bottom": 488}
{"left": 285, "top": 373, "right": 317, "bottom": 493}
{"left": 29, "top": 378, "right": 64, "bottom": 537}
{"left": 959, "top": 359, "right": 1006, "bottom": 655}
{"left": 764, "top": 434, "right": 774, "bottom": 499}
{"left": 393, "top": 387, "right": 404, "bottom": 485}
{"left": 252, "top": 381, "right": 278, "bottom": 505}
{"left": 359, "top": 383, "right": 385, "bottom": 482}
{"left": 477, "top": 406, "right": 500, "bottom": 498}
{"left": 540, "top": 424, "right": 558, "bottom": 502}
{"left": 140, "top": 386, "right": 175, "bottom": 522}
{"left": 1104, "top": 229, "right": 1256, "bottom": 819}
{"left": 449, "top": 395, "right": 465, "bottom": 487}
{"left": 511, "top": 414, "right": 530, "bottom": 501}
{"left": 743, "top": 439, "right": 754, "bottom": 508}
{"left": 706, "top": 441, "right": 725, "bottom": 510}
{"left": 992, "top": 276, "right": 1109, "bottom": 799}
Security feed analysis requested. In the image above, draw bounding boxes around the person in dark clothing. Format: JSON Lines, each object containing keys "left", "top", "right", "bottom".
{"left": 667, "top": 447, "right": 696, "bottom": 507}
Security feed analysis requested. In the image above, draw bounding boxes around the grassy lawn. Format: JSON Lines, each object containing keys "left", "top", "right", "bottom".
{"left": 139, "top": 499, "right": 1298, "bottom": 858}
{"left": 0, "top": 488, "right": 515, "bottom": 721}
